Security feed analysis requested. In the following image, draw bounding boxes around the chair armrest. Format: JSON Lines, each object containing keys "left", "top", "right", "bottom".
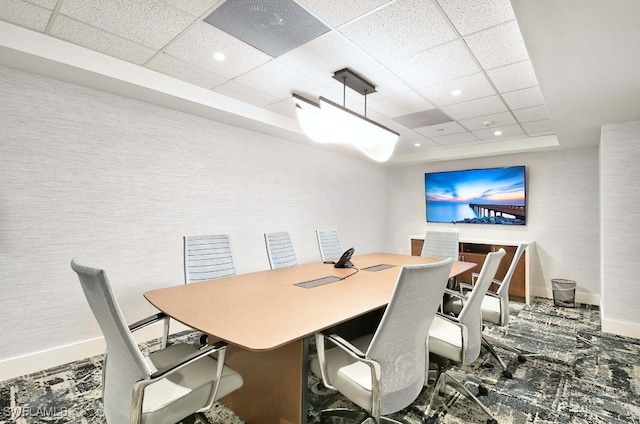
{"left": 316, "top": 332, "right": 383, "bottom": 417}
{"left": 128, "top": 312, "right": 168, "bottom": 333}
{"left": 458, "top": 282, "right": 474, "bottom": 292}
{"left": 325, "top": 333, "right": 367, "bottom": 359}
{"left": 149, "top": 341, "right": 227, "bottom": 380}
{"left": 444, "top": 288, "right": 469, "bottom": 301}
{"left": 436, "top": 311, "right": 460, "bottom": 323}
{"left": 471, "top": 272, "right": 479, "bottom": 283}
{"left": 485, "top": 291, "right": 501, "bottom": 299}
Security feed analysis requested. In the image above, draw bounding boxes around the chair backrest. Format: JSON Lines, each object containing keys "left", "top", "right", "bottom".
{"left": 421, "top": 230, "right": 459, "bottom": 259}
{"left": 366, "top": 258, "right": 453, "bottom": 415}
{"left": 457, "top": 248, "right": 505, "bottom": 364}
{"left": 316, "top": 228, "right": 343, "bottom": 262}
{"left": 71, "top": 258, "right": 151, "bottom": 424}
{"left": 495, "top": 241, "right": 529, "bottom": 325}
{"left": 264, "top": 231, "right": 299, "bottom": 269}
{"left": 184, "top": 234, "right": 236, "bottom": 283}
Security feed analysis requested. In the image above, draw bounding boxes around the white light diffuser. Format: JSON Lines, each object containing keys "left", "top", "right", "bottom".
{"left": 293, "top": 94, "right": 399, "bottom": 162}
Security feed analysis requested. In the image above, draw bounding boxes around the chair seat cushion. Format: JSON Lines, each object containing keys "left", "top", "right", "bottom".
{"left": 141, "top": 343, "right": 243, "bottom": 424}
{"left": 480, "top": 296, "right": 501, "bottom": 324}
{"left": 309, "top": 334, "right": 374, "bottom": 412}
{"left": 428, "top": 315, "right": 463, "bottom": 363}
{"left": 445, "top": 295, "right": 502, "bottom": 325}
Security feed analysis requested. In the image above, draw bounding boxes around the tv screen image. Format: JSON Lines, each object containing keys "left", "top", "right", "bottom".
{"left": 425, "top": 166, "right": 526, "bottom": 225}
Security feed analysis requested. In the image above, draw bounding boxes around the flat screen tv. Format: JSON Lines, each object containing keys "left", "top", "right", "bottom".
{"left": 425, "top": 166, "right": 526, "bottom": 225}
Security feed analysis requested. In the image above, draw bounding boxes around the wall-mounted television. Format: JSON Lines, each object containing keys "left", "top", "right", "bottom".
{"left": 425, "top": 166, "right": 526, "bottom": 225}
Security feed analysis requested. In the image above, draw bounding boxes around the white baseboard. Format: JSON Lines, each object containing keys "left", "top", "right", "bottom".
{"left": 601, "top": 318, "right": 640, "bottom": 340}
{"left": 532, "top": 287, "right": 600, "bottom": 306}
{"left": 0, "top": 321, "right": 190, "bottom": 382}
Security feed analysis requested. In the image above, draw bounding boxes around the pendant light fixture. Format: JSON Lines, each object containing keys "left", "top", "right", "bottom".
{"left": 293, "top": 69, "right": 399, "bottom": 162}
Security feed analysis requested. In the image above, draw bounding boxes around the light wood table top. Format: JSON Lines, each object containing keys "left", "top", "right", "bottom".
{"left": 144, "top": 252, "right": 476, "bottom": 352}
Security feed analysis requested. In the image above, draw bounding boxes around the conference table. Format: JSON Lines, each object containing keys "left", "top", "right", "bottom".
{"left": 144, "top": 252, "right": 476, "bottom": 424}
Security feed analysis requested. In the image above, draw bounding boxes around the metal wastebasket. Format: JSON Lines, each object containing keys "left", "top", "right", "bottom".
{"left": 551, "top": 279, "right": 576, "bottom": 307}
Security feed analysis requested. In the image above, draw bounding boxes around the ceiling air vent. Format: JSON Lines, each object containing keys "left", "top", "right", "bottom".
{"left": 204, "top": 0, "right": 330, "bottom": 58}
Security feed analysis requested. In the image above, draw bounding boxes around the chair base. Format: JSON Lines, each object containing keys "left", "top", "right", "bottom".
{"left": 320, "top": 408, "right": 403, "bottom": 424}
{"left": 482, "top": 335, "right": 528, "bottom": 378}
{"left": 425, "top": 370, "right": 497, "bottom": 424}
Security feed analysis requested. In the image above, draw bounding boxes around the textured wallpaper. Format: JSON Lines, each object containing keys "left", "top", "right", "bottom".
{"left": 0, "top": 66, "right": 389, "bottom": 361}
{"left": 385, "top": 146, "right": 601, "bottom": 303}
{"left": 600, "top": 121, "right": 640, "bottom": 326}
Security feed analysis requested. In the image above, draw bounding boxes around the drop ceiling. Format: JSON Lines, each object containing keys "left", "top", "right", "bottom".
{"left": 1, "top": 0, "right": 639, "bottom": 164}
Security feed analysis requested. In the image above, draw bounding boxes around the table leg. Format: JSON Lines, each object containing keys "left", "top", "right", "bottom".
{"left": 220, "top": 338, "right": 309, "bottom": 424}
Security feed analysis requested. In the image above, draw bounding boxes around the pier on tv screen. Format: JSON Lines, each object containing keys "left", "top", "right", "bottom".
{"left": 425, "top": 166, "right": 526, "bottom": 225}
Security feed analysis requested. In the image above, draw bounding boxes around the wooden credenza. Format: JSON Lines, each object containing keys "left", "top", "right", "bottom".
{"left": 410, "top": 237, "right": 529, "bottom": 303}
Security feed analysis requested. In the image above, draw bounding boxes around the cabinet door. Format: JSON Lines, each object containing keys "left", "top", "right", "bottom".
{"left": 458, "top": 252, "right": 485, "bottom": 285}
{"left": 411, "top": 238, "right": 424, "bottom": 256}
{"left": 493, "top": 245, "right": 525, "bottom": 300}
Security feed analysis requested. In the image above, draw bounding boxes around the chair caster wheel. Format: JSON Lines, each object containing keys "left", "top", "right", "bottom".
{"left": 518, "top": 355, "right": 527, "bottom": 363}
{"left": 487, "top": 419, "right": 498, "bottom": 424}
{"left": 502, "top": 370, "right": 513, "bottom": 379}
{"left": 478, "top": 385, "right": 488, "bottom": 396}
{"left": 482, "top": 362, "right": 494, "bottom": 369}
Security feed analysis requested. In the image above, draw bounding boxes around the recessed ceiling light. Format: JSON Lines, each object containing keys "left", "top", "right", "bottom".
{"left": 213, "top": 51, "right": 226, "bottom": 61}
{"left": 494, "top": 130, "right": 503, "bottom": 136}
{"left": 451, "top": 89, "right": 462, "bottom": 96}
{"left": 414, "top": 143, "right": 421, "bottom": 147}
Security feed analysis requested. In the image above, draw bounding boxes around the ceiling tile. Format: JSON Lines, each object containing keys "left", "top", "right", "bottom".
{"left": 502, "top": 86, "right": 545, "bottom": 110}
{"left": 522, "top": 119, "right": 554, "bottom": 135}
{"left": 437, "top": 0, "right": 515, "bottom": 36}
{"left": 164, "top": 21, "right": 272, "bottom": 79}
{"left": 418, "top": 73, "right": 496, "bottom": 106}
{"left": 49, "top": 16, "right": 156, "bottom": 65}
{"left": 440, "top": 95, "right": 507, "bottom": 120}
{"left": 362, "top": 66, "right": 412, "bottom": 101}
{"left": 369, "top": 91, "right": 435, "bottom": 118}
{"left": 235, "top": 60, "right": 323, "bottom": 100}
{"left": 25, "top": 0, "right": 57, "bottom": 10}
{"left": 414, "top": 121, "right": 467, "bottom": 137}
{"left": 276, "top": 31, "right": 380, "bottom": 84}
{"left": 430, "top": 131, "right": 480, "bottom": 145}
{"left": 214, "top": 80, "right": 280, "bottom": 107}
{"left": 378, "top": 119, "right": 424, "bottom": 142}
{"left": 163, "top": 0, "right": 220, "bottom": 17}
{"left": 395, "top": 137, "right": 439, "bottom": 153}
{"left": 146, "top": 53, "right": 228, "bottom": 88}
{"left": 464, "top": 20, "right": 529, "bottom": 70}
{"left": 339, "top": 0, "right": 456, "bottom": 64}
{"left": 472, "top": 123, "right": 524, "bottom": 140}
{"left": 295, "top": 0, "right": 391, "bottom": 28}
{"left": 458, "top": 111, "right": 516, "bottom": 131}
{"left": 0, "top": 0, "right": 51, "bottom": 31}
{"left": 513, "top": 105, "right": 549, "bottom": 123}
{"left": 387, "top": 40, "right": 480, "bottom": 89}
{"left": 60, "top": 0, "right": 195, "bottom": 49}
{"left": 487, "top": 60, "right": 538, "bottom": 93}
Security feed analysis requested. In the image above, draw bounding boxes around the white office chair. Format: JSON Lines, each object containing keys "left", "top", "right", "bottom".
{"left": 420, "top": 229, "right": 459, "bottom": 259}
{"left": 311, "top": 258, "right": 454, "bottom": 423}
{"left": 446, "top": 242, "right": 530, "bottom": 378}
{"left": 426, "top": 249, "right": 505, "bottom": 424}
{"left": 264, "top": 231, "right": 299, "bottom": 269}
{"left": 316, "top": 228, "right": 343, "bottom": 262}
{"left": 71, "top": 258, "right": 243, "bottom": 424}
{"left": 184, "top": 234, "right": 236, "bottom": 283}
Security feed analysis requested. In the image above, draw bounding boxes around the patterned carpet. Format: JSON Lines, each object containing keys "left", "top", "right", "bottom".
{"left": 1, "top": 298, "right": 639, "bottom": 423}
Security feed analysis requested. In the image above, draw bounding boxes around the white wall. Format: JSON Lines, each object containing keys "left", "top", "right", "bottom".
{"left": 600, "top": 120, "right": 640, "bottom": 339}
{"left": 0, "top": 66, "right": 389, "bottom": 368}
{"left": 386, "top": 147, "right": 600, "bottom": 304}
